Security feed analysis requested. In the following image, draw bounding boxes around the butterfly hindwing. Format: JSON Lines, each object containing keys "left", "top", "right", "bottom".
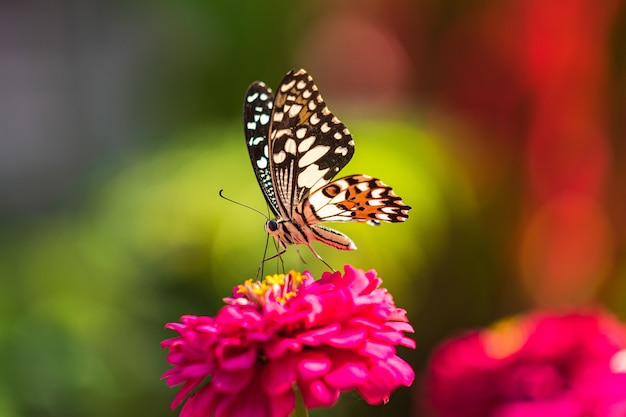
{"left": 303, "top": 175, "right": 411, "bottom": 224}
{"left": 269, "top": 69, "right": 355, "bottom": 218}
{"left": 243, "top": 81, "right": 279, "bottom": 215}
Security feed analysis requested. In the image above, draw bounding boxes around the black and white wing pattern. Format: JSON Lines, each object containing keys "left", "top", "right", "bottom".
{"left": 303, "top": 174, "right": 411, "bottom": 225}
{"left": 268, "top": 69, "right": 355, "bottom": 219}
{"left": 243, "top": 68, "right": 410, "bottom": 258}
{"left": 243, "top": 81, "right": 279, "bottom": 214}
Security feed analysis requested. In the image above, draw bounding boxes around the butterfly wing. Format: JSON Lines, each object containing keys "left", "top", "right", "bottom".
{"left": 302, "top": 175, "right": 411, "bottom": 224}
{"left": 269, "top": 69, "right": 355, "bottom": 219}
{"left": 243, "top": 81, "right": 279, "bottom": 215}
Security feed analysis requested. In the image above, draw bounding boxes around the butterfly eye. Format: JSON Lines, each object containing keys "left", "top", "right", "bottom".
{"left": 265, "top": 219, "right": 279, "bottom": 232}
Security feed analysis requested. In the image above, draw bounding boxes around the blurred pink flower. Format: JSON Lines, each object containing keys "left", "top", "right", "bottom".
{"left": 426, "top": 310, "right": 626, "bottom": 417}
{"left": 162, "top": 265, "right": 415, "bottom": 417}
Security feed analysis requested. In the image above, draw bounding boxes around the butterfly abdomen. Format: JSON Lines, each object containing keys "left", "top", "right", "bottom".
{"left": 265, "top": 216, "right": 356, "bottom": 251}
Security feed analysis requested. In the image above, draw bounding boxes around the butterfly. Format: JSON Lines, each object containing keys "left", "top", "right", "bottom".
{"left": 243, "top": 69, "right": 410, "bottom": 266}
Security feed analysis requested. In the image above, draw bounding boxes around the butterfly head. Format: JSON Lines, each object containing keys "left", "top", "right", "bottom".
{"left": 265, "top": 219, "right": 279, "bottom": 233}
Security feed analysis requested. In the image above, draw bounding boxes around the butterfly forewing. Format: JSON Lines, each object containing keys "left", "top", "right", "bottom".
{"left": 269, "top": 69, "right": 355, "bottom": 218}
{"left": 303, "top": 175, "right": 411, "bottom": 224}
{"left": 243, "top": 82, "right": 279, "bottom": 215}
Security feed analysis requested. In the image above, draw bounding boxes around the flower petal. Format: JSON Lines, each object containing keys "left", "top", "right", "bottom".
{"left": 296, "top": 351, "right": 331, "bottom": 380}
{"left": 324, "top": 362, "right": 368, "bottom": 389}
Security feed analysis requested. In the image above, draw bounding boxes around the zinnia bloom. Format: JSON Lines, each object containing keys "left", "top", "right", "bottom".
{"left": 162, "top": 265, "right": 415, "bottom": 417}
{"left": 426, "top": 309, "right": 626, "bottom": 417}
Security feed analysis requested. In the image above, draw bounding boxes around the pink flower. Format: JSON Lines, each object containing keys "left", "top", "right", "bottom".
{"left": 426, "top": 309, "right": 626, "bottom": 417}
{"left": 162, "top": 265, "right": 415, "bottom": 417}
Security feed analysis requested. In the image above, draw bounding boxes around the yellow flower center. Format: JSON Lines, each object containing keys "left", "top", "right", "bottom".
{"left": 236, "top": 271, "right": 305, "bottom": 305}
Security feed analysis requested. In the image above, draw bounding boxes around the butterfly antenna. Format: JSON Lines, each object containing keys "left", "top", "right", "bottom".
{"left": 219, "top": 189, "right": 268, "bottom": 219}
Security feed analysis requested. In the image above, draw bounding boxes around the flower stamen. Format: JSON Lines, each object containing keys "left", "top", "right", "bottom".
{"left": 233, "top": 270, "right": 305, "bottom": 306}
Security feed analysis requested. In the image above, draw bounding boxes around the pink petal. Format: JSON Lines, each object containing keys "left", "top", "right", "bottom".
{"left": 181, "top": 363, "right": 213, "bottom": 379}
{"left": 265, "top": 338, "right": 302, "bottom": 359}
{"left": 297, "top": 324, "right": 341, "bottom": 345}
{"left": 360, "top": 340, "right": 395, "bottom": 359}
{"left": 171, "top": 380, "right": 202, "bottom": 409}
{"left": 265, "top": 357, "right": 298, "bottom": 393}
{"left": 296, "top": 351, "right": 331, "bottom": 380}
{"left": 326, "top": 327, "right": 367, "bottom": 348}
{"left": 217, "top": 340, "right": 257, "bottom": 370}
{"left": 212, "top": 367, "right": 253, "bottom": 393}
{"left": 386, "top": 355, "right": 416, "bottom": 386}
{"left": 181, "top": 385, "right": 219, "bottom": 417}
{"left": 269, "top": 390, "right": 296, "bottom": 417}
{"left": 324, "top": 362, "right": 368, "bottom": 389}
{"left": 300, "top": 379, "right": 340, "bottom": 408}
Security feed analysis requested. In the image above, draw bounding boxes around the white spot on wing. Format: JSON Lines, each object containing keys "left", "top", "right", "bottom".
{"left": 298, "top": 137, "right": 316, "bottom": 152}
{"left": 260, "top": 93, "right": 269, "bottom": 101}
{"left": 247, "top": 92, "right": 259, "bottom": 102}
{"left": 297, "top": 164, "right": 330, "bottom": 189}
{"left": 371, "top": 188, "right": 384, "bottom": 199}
{"left": 335, "top": 146, "right": 348, "bottom": 156}
{"left": 285, "top": 138, "right": 297, "bottom": 155}
{"left": 273, "top": 112, "right": 284, "bottom": 123}
{"left": 274, "top": 150, "right": 286, "bottom": 164}
{"left": 297, "top": 80, "right": 307, "bottom": 90}
{"left": 247, "top": 121, "right": 257, "bottom": 130}
{"left": 333, "top": 132, "right": 342, "bottom": 140}
{"left": 257, "top": 157, "right": 268, "bottom": 169}
{"left": 280, "top": 80, "right": 296, "bottom": 92}
{"left": 321, "top": 122, "right": 331, "bottom": 133}
{"left": 314, "top": 204, "right": 348, "bottom": 220}
{"left": 296, "top": 128, "right": 307, "bottom": 138}
{"left": 310, "top": 113, "right": 320, "bottom": 125}
{"left": 288, "top": 104, "right": 303, "bottom": 118}
{"left": 260, "top": 114, "right": 270, "bottom": 125}
{"left": 249, "top": 136, "right": 264, "bottom": 146}
{"left": 298, "top": 145, "right": 330, "bottom": 167}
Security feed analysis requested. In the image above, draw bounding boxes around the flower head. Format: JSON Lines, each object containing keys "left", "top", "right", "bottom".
{"left": 426, "top": 309, "right": 626, "bottom": 417}
{"left": 162, "top": 265, "right": 415, "bottom": 417}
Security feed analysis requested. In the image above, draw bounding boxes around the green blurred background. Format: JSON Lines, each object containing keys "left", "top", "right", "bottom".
{"left": 1, "top": 1, "right": 625, "bottom": 416}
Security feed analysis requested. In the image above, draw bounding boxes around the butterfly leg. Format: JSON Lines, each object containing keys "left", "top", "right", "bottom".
{"left": 256, "top": 246, "right": 287, "bottom": 278}
{"left": 295, "top": 247, "right": 308, "bottom": 265}
{"left": 305, "top": 243, "right": 336, "bottom": 271}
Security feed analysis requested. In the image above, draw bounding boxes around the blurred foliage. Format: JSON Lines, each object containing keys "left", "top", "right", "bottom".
{"left": 127, "top": 0, "right": 308, "bottom": 132}
{"left": 0, "top": 118, "right": 478, "bottom": 417}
